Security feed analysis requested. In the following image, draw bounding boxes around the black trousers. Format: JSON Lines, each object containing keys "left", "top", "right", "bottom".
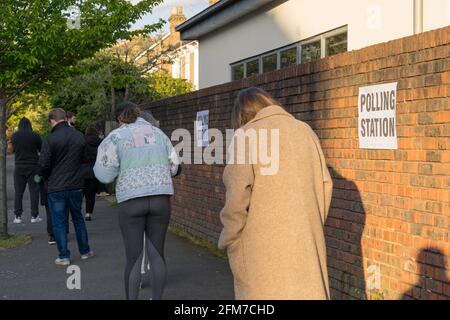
{"left": 84, "top": 178, "right": 98, "bottom": 214}
{"left": 118, "top": 195, "right": 171, "bottom": 300}
{"left": 14, "top": 167, "right": 39, "bottom": 218}
{"left": 45, "top": 205, "right": 53, "bottom": 236}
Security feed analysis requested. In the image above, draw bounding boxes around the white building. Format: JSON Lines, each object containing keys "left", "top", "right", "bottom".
{"left": 170, "top": 40, "right": 199, "bottom": 90}
{"left": 135, "top": 6, "right": 200, "bottom": 89}
{"left": 177, "top": 0, "right": 450, "bottom": 89}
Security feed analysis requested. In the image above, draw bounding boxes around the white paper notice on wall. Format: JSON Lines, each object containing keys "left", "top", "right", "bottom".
{"left": 195, "top": 110, "right": 209, "bottom": 147}
{"left": 358, "top": 82, "right": 398, "bottom": 150}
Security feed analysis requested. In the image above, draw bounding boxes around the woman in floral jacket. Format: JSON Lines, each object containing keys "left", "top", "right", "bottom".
{"left": 94, "top": 101, "right": 179, "bottom": 300}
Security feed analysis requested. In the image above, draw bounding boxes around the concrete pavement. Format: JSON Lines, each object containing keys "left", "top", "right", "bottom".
{"left": 0, "top": 156, "right": 234, "bottom": 300}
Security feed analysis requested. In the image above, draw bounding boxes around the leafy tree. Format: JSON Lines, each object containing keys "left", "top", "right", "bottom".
{"left": 149, "top": 72, "right": 193, "bottom": 100}
{"left": 6, "top": 95, "right": 51, "bottom": 135}
{"left": 51, "top": 55, "right": 193, "bottom": 133}
{"left": 51, "top": 55, "right": 154, "bottom": 132}
{"left": 0, "top": 0, "right": 164, "bottom": 239}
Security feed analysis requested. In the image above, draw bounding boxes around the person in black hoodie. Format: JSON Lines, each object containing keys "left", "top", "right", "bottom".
{"left": 39, "top": 108, "right": 93, "bottom": 266}
{"left": 11, "top": 117, "right": 42, "bottom": 224}
{"left": 82, "top": 127, "right": 102, "bottom": 221}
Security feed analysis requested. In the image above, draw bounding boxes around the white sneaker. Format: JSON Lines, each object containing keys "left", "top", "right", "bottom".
{"left": 31, "top": 217, "right": 43, "bottom": 223}
{"left": 54, "top": 258, "right": 70, "bottom": 266}
{"left": 13, "top": 217, "right": 22, "bottom": 224}
{"left": 81, "top": 251, "right": 94, "bottom": 260}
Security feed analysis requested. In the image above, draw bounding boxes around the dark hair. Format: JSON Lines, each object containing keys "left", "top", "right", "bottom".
{"left": 66, "top": 111, "right": 75, "bottom": 119}
{"left": 115, "top": 101, "right": 141, "bottom": 124}
{"left": 18, "top": 117, "right": 32, "bottom": 131}
{"left": 140, "top": 110, "right": 159, "bottom": 127}
{"left": 48, "top": 108, "right": 67, "bottom": 122}
{"left": 232, "top": 87, "right": 280, "bottom": 129}
{"left": 85, "top": 126, "right": 99, "bottom": 137}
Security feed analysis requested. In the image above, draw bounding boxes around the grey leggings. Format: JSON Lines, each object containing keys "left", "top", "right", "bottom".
{"left": 118, "top": 195, "right": 171, "bottom": 300}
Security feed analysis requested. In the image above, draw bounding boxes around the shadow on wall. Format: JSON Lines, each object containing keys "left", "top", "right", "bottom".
{"left": 325, "top": 167, "right": 367, "bottom": 300}
{"left": 401, "top": 248, "right": 448, "bottom": 300}
{"left": 280, "top": 94, "right": 369, "bottom": 299}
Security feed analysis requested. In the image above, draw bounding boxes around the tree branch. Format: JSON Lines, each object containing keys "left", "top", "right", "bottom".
{"left": 6, "top": 94, "right": 44, "bottom": 120}
{"left": 4, "top": 74, "right": 42, "bottom": 105}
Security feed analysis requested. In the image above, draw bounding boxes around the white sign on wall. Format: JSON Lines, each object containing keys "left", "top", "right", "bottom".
{"left": 358, "top": 82, "right": 398, "bottom": 150}
{"left": 195, "top": 110, "right": 209, "bottom": 147}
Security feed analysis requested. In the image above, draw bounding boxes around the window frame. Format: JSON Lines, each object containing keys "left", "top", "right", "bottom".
{"left": 279, "top": 44, "right": 299, "bottom": 69}
{"left": 299, "top": 36, "right": 322, "bottom": 64}
{"left": 229, "top": 25, "right": 348, "bottom": 81}
{"left": 245, "top": 58, "right": 261, "bottom": 78}
{"left": 324, "top": 30, "right": 348, "bottom": 57}
{"left": 261, "top": 52, "right": 279, "bottom": 74}
{"left": 231, "top": 63, "right": 245, "bottom": 81}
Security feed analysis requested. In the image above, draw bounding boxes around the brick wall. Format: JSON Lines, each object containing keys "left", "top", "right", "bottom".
{"left": 142, "top": 26, "right": 450, "bottom": 300}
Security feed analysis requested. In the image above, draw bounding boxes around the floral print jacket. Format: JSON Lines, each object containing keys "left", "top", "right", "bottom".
{"left": 94, "top": 117, "right": 179, "bottom": 203}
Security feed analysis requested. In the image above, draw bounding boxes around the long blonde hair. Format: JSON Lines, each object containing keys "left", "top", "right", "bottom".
{"left": 231, "top": 87, "right": 281, "bottom": 129}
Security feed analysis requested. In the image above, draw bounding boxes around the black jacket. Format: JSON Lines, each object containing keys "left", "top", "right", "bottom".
{"left": 83, "top": 135, "right": 102, "bottom": 165}
{"left": 39, "top": 122, "right": 86, "bottom": 193}
{"left": 82, "top": 135, "right": 102, "bottom": 179}
{"left": 11, "top": 118, "right": 42, "bottom": 169}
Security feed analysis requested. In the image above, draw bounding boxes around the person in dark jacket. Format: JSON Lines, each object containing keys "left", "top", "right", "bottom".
{"left": 39, "top": 108, "right": 93, "bottom": 266}
{"left": 82, "top": 127, "right": 102, "bottom": 221}
{"left": 11, "top": 117, "right": 42, "bottom": 224}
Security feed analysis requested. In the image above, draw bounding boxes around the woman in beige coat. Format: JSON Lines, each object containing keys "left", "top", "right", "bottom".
{"left": 218, "top": 87, "right": 333, "bottom": 300}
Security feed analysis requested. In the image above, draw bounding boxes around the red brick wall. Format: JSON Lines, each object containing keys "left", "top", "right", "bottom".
{"left": 142, "top": 26, "right": 450, "bottom": 300}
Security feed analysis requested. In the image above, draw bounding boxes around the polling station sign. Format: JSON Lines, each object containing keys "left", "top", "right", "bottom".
{"left": 358, "top": 82, "right": 398, "bottom": 150}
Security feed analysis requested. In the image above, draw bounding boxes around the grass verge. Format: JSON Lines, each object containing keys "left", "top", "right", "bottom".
{"left": 168, "top": 225, "right": 227, "bottom": 260}
{"left": 0, "top": 234, "right": 32, "bottom": 250}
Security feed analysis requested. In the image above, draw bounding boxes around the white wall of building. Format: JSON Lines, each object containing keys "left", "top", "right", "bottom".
{"left": 198, "top": 0, "right": 449, "bottom": 89}
{"left": 424, "top": 0, "right": 450, "bottom": 32}
{"left": 171, "top": 41, "right": 199, "bottom": 89}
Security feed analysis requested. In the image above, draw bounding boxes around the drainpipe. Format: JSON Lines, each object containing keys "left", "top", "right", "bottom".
{"left": 413, "top": 0, "right": 423, "bottom": 34}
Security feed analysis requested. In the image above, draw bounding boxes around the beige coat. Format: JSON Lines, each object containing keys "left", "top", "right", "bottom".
{"left": 218, "top": 105, "right": 333, "bottom": 300}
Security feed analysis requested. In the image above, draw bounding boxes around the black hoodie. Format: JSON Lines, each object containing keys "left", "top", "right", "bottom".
{"left": 83, "top": 135, "right": 102, "bottom": 165}
{"left": 11, "top": 117, "right": 42, "bottom": 168}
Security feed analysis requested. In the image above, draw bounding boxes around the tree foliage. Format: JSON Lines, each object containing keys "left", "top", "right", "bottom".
{"left": 149, "top": 72, "right": 193, "bottom": 100}
{"left": 0, "top": 0, "right": 165, "bottom": 239}
{"left": 51, "top": 55, "right": 193, "bottom": 132}
{"left": 0, "top": 0, "right": 164, "bottom": 99}
{"left": 51, "top": 55, "right": 153, "bottom": 132}
{"left": 6, "top": 95, "right": 51, "bottom": 135}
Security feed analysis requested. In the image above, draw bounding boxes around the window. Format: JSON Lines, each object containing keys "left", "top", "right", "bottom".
{"left": 230, "top": 26, "right": 347, "bottom": 80}
{"left": 232, "top": 64, "right": 244, "bottom": 80}
{"left": 326, "top": 32, "right": 348, "bottom": 57}
{"left": 262, "top": 53, "right": 278, "bottom": 73}
{"left": 180, "top": 57, "right": 186, "bottom": 79}
{"left": 301, "top": 41, "right": 321, "bottom": 63}
{"left": 280, "top": 47, "right": 297, "bottom": 69}
{"left": 246, "top": 59, "right": 260, "bottom": 77}
{"left": 262, "top": 54, "right": 277, "bottom": 73}
{"left": 189, "top": 52, "right": 195, "bottom": 83}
